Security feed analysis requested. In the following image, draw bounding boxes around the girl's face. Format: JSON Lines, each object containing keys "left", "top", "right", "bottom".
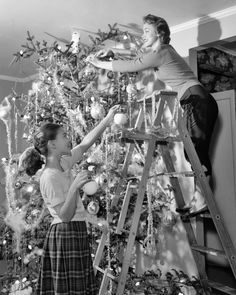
{"left": 142, "top": 23, "right": 159, "bottom": 48}
{"left": 52, "top": 128, "right": 72, "bottom": 156}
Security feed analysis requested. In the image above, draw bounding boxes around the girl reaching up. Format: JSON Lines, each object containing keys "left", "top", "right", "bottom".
{"left": 20, "top": 104, "right": 119, "bottom": 295}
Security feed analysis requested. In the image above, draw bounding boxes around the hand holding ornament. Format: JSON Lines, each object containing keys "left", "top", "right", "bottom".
{"left": 72, "top": 170, "right": 90, "bottom": 190}
{"left": 106, "top": 104, "right": 120, "bottom": 123}
{"left": 95, "top": 49, "right": 115, "bottom": 61}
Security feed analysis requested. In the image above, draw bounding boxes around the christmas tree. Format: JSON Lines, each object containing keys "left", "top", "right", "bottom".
{"left": 0, "top": 25, "right": 206, "bottom": 295}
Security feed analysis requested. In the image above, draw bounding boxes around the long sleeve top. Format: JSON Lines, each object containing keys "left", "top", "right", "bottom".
{"left": 112, "top": 44, "right": 201, "bottom": 99}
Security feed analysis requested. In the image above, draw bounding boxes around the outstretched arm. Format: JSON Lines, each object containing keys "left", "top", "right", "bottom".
{"left": 89, "top": 47, "right": 165, "bottom": 73}
{"left": 78, "top": 105, "right": 118, "bottom": 154}
{"left": 65, "top": 105, "right": 119, "bottom": 167}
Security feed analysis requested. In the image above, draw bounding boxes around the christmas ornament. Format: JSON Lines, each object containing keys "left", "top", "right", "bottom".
{"left": 99, "top": 50, "right": 114, "bottom": 61}
{"left": 84, "top": 64, "right": 97, "bottom": 78}
{"left": 126, "top": 83, "right": 137, "bottom": 95}
{"left": 83, "top": 180, "right": 98, "bottom": 195}
{"left": 71, "top": 31, "right": 80, "bottom": 54}
{"left": 162, "top": 210, "right": 178, "bottom": 229}
{"left": 114, "top": 113, "right": 128, "bottom": 125}
{"left": 106, "top": 50, "right": 115, "bottom": 60}
{"left": 15, "top": 181, "right": 22, "bottom": 189}
{"left": 95, "top": 173, "right": 107, "bottom": 187}
{"left": 107, "top": 71, "right": 114, "bottom": 79}
{"left": 87, "top": 200, "right": 100, "bottom": 215}
{"left": 90, "top": 102, "right": 105, "bottom": 120}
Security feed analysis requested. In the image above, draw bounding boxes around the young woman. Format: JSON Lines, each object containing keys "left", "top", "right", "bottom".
{"left": 89, "top": 14, "right": 218, "bottom": 178}
{"left": 20, "top": 105, "right": 119, "bottom": 295}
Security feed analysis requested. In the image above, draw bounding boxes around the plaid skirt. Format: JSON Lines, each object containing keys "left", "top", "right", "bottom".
{"left": 36, "top": 221, "right": 98, "bottom": 295}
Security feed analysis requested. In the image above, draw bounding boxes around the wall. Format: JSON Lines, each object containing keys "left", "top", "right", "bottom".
{"left": 170, "top": 6, "right": 236, "bottom": 60}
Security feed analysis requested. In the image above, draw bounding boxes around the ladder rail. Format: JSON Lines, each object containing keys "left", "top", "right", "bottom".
{"left": 177, "top": 110, "right": 236, "bottom": 278}
{"left": 116, "top": 136, "right": 157, "bottom": 295}
{"left": 161, "top": 145, "right": 209, "bottom": 286}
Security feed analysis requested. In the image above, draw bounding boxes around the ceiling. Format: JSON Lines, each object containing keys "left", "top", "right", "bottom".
{"left": 1, "top": 0, "right": 236, "bottom": 78}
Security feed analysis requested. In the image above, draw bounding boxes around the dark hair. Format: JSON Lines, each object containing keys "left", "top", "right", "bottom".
{"left": 19, "top": 123, "right": 61, "bottom": 176}
{"left": 143, "top": 14, "right": 170, "bottom": 44}
{"left": 33, "top": 123, "right": 61, "bottom": 156}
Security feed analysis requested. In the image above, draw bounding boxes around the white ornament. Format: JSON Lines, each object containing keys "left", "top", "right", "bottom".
{"left": 95, "top": 174, "right": 107, "bottom": 187}
{"left": 114, "top": 113, "right": 128, "bottom": 125}
{"left": 71, "top": 31, "right": 80, "bottom": 53}
{"left": 126, "top": 83, "right": 137, "bottom": 95}
{"left": 83, "top": 180, "right": 98, "bottom": 195}
{"left": 90, "top": 102, "right": 105, "bottom": 120}
{"left": 87, "top": 200, "right": 100, "bottom": 215}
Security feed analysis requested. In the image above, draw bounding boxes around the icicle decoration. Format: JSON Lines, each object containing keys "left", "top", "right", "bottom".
{"left": 14, "top": 101, "right": 18, "bottom": 152}
{"left": 105, "top": 133, "right": 112, "bottom": 293}
{"left": 5, "top": 209, "right": 27, "bottom": 253}
{"left": 143, "top": 95, "right": 148, "bottom": 132}
{"left": 143, "top": 181, "right": 156, "bottom": 257}
{"left": 0, "top": 96, "right": 12, "bottom": 158}
{"left": 0, "top": 97, "right": 16, "bottom": 212}
{"left": 2, "top": 160, "right": 11, "bottom": 212}
{"left": 35, "top": 89, "right": 38, "bottom": 125}
{"left": 53, "top": 71, "right": 85, "bottom": 138}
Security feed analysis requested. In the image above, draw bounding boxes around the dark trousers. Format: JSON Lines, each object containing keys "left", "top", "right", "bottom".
{"left": 180, "top": 85, "right": 218, "bottom": 175}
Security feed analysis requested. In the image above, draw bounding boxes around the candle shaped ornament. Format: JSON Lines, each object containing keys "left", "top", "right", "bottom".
{"left": 71, "top": 30, "right": 80, "bottom": 54}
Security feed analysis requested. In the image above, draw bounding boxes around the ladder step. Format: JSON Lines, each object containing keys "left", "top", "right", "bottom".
{"left": 116, "top": 130, "right": 181, "bottom": 142}
{"left": 137, "top": 90, "right": 178, "bottom": 104}
{"left": 177, "top": 206, "right": 209, "bottom": 220}
{"left": 199, "top": 212, "right": 212, "bottom": 219}
{"left": 191, "top": 245, "right": 226, "bottom": 258}
{"left": 208, "top": 280, "right": 236, "bottom": 295}
{"left": 94, "top": 265, "right": 116, "bottom": 280}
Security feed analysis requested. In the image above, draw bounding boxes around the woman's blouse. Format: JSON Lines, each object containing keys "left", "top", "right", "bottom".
{"left": 112, "top": 44, "right": 201, "bottom": 99}
{"left": 40, "top": 146, "right": 86, "bottom": 225}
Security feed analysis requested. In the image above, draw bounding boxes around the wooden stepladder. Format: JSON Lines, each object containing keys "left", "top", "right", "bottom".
{"left": 93, "top": 91, "right": 236, "bottom": 295}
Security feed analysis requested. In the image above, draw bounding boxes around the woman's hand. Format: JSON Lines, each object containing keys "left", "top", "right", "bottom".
{"left": 106, "top": 105, "right": 120, "bottom": 122}
{"left": 73, "top": 171, "right": 90, "bottom": 189}
{"left": 95, "top": 49, "right": 110, "bottom": 58}
{"left": 95, "top": 49, "right": 114, "bottom": 60}
{"left": 87, "top": 55, "right": 102, "bottom": 68}
{"left": 87, "top": 54, "right": 113, "bottom": 71}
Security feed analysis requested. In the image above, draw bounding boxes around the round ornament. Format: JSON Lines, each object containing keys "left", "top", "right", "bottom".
{"left": 114, "top": 113, "right": 128, "bottom": 125}
{"left": 106, "top": 50, "right": 115, "bottom": 60}
{"left": 87, "top": 200, "right": 100, "bottom": 215}
{"left": 107, "top": 71, "right": 114, "bottom": 79}
{"left": 126, "top": 83, "right": 137, "bottom": 95}
{"left": 15, "top": 181, "right": 22, "bottom": 189}
{"left": 162, "top": 210, "right": 178, "bottom": 229}
{"left": 90, "top": 102, "right": 105, "bottom": 120}
{"left": 83, "top": 180, "right": 98, "bottom": 195}
{"left": 95, "top": 173, "right": 107, "bottom": 187}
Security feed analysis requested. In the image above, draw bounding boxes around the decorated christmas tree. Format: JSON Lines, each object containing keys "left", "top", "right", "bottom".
{"left": 0, "top": 25, "right": 206, "bottom": 295}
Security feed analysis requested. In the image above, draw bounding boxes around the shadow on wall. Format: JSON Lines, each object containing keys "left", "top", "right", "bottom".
{"left": 197, "top": 15, "right": 222, "bottom": 47}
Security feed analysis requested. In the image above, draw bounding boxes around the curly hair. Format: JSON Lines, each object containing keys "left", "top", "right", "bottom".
{"left": 19, "top": 147, "right": 45, "bottom": 176}
{"left": 19, "top": 123, "right": 61, "bottom": 176}
{"left": 143, "top": 14, "right": 171, "bottom": 44}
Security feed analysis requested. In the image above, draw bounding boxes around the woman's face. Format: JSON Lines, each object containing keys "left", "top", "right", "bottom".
{"left": 52, "top": 128, "right": 72, "bottom": 156}
{"left": 142, "top": 23, "right": 159, "bottom": 48}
